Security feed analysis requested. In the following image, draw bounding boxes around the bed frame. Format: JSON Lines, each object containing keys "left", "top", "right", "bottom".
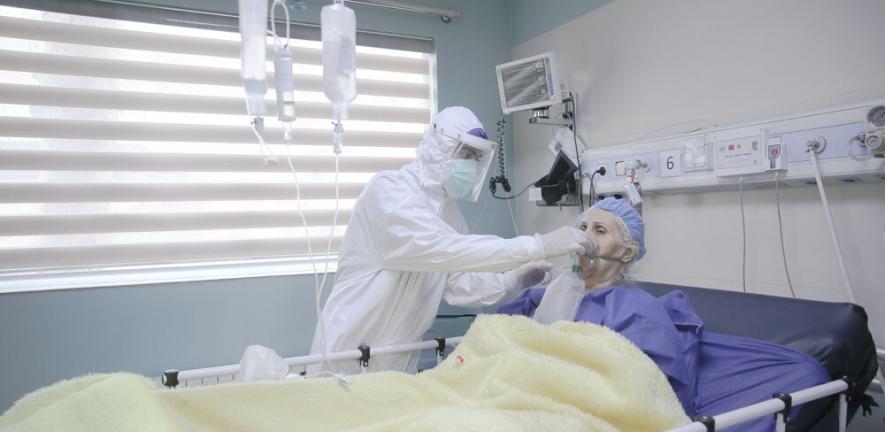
{"left": 161, "top": 283, "right": 882, "bottom": 431}
{"left": 639, "top": 282, "right": 880, "bottom": 431}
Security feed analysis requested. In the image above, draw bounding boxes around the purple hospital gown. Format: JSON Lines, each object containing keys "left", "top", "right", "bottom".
{"left": 497, "top": 284, "right": 829, "bottom": 430}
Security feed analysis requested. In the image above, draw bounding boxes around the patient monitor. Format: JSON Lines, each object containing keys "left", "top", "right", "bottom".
{"left": 495, "top": 52, "right": 563, "bottom": 115}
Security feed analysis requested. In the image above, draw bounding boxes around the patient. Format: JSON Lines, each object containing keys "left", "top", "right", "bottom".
{"left": 498, "top": 198, "right": 829, "bottom": 429}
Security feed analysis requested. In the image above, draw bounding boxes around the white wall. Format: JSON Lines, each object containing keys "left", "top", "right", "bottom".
{"left": 511, "top": 0, "right": 885, "bottom": 341}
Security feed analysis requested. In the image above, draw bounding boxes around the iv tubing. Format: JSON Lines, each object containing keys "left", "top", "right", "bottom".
{"left": 268, "top": 0, "right": 344, "bottom": 378}
{"left": 315, "top": 154, "right": 342, "bottom": 373}
{"left": 270, "top": 0, "right": 290, "bottom": 46}
{"left": 244, "top": 99, "right": 278, "bottom": 164}
{"left": 235, "top": 0, "right": 345, "bottom": 382}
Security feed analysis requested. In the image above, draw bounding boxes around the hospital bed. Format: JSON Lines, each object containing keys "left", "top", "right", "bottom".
{"left": 162, "top": 282, "right": 880, "bottom": 431}
{"left": 639, "top": 282, "right": 880, "bottom": 431}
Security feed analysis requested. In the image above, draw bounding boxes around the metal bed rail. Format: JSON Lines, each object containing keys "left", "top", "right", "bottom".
{"left": 161, "top": 336, "right": 464, "bottom": 388}
{"left": 669, "top": 348, "right": 885, "bottom": 432}
{"left": 665, "top": 379, "right": 852, "bottom": 432}
{"left": 160, "top": 342, "right": 884, "bottom": 431}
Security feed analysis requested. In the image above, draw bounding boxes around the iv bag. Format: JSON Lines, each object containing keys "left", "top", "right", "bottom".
{"left": 321, "top": 1, "right": 357, "bottom": 121}
{"left": 238, "top": 0, "right": 268, "bottom": 117}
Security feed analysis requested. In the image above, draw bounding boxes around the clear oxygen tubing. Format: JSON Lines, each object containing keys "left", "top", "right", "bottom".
{"left": 580, "top": 252, "right": 621, "bottom": 276}
{"left": 810, "top": 143, "right": 885, "bottom": 402}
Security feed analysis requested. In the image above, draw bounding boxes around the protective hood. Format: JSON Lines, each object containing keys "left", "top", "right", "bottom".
{"left": 415, "top": 106, "right": 486, "bottom": 189}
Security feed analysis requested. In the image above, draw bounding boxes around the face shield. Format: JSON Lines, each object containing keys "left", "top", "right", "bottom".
{"left": 436, "top": 126, "right": 497, "bottom": 202}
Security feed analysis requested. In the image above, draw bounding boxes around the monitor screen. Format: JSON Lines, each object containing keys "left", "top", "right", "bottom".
{"left": 496, "top": 53, "right": 560, "bottom": 114}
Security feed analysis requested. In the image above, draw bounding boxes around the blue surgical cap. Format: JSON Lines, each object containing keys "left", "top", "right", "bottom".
{"left": 576, "top": 197, "right": 646, "bottom": 261}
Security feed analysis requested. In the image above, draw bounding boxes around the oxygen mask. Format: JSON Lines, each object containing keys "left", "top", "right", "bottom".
{"left": 572, "top": 241, "right": 621, "bottom": 277}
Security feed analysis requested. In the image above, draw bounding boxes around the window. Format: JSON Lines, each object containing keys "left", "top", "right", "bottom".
{"left": 0, "top": 3, "right": 434, "bottom": 290}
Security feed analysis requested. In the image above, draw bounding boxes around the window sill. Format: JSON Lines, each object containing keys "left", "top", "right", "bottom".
{"left": 0, "top": 257, "right": 339, "bottom": 294}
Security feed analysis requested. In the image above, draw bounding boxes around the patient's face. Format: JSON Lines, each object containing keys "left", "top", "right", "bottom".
{"left": 577, "top": 209, "right": 629, "bottom": 289}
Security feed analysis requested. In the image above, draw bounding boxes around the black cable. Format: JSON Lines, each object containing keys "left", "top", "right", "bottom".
{"left": 570, "top": 92, "right": 584, "bottom": 212}
{"left": 492, "top": 182, "right": 533, "bottom": 200}
{"left": 586, "top": 166, "right": 606, "bottom": 206}
{"left": 489, "top": 114, "right": 532, "bottom": 201}
{"left": 489, "top": 114, "right": 511, "bottom": 195}
{"left": 496, "top": 115, "right": 508, "bottom": 187}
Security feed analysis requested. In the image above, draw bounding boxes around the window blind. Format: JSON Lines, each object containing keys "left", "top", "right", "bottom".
{"left": 0, "top": 5, "right": 433, "bottom": 274}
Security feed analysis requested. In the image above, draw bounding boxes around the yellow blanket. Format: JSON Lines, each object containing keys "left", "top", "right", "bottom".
{"left": 1, "top": 315, "right": 689, "bottom": 431}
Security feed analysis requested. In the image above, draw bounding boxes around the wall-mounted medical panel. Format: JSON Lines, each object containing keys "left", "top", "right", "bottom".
{"left": 580, "top": 102, "right": 885, "bottom": 195}
{"left": 780, "top": 123, "right": 869, "bottom": 163}
{"left": 713, "top": 133, "right": 765, "bottom": 176}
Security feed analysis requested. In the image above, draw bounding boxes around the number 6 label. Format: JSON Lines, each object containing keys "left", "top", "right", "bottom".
{"left": 660, "top": 150, "right": 682, "bottom": 177}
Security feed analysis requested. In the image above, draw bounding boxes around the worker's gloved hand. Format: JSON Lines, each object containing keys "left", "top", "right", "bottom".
{"left": 503, "top": 260, "right": 553, "bottom": 291}
{"left": 532, "top": 226, "right": 597, "bottom": 260}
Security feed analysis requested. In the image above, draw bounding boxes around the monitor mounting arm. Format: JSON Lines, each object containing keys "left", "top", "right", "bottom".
{"left": 529, "top": 95, "right": 575, "bottom": 129}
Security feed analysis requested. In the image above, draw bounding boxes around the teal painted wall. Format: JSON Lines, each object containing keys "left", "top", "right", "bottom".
{"left": 0, "top": 0, "right": 513, "bottom": 411}
{"left": 509, "top": 0, "right": 613, "bottom": 45}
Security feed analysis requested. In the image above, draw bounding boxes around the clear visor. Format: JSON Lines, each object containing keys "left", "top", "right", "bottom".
{"left": 449, "top": 130, "right": 497, "bottom": 202}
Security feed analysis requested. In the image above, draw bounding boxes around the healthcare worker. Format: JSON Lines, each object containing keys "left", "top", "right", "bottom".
{"left": 310, "top": 106, "right": 595, "bottom": 374}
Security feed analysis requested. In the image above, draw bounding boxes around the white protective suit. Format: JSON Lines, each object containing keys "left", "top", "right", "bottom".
{"left": 310, "top": 107, "right": 569, "bottom": 374}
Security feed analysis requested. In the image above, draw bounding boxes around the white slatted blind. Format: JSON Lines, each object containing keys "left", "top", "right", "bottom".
{"left": 0, "top": 5, "right": 433, "bottom": 275}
